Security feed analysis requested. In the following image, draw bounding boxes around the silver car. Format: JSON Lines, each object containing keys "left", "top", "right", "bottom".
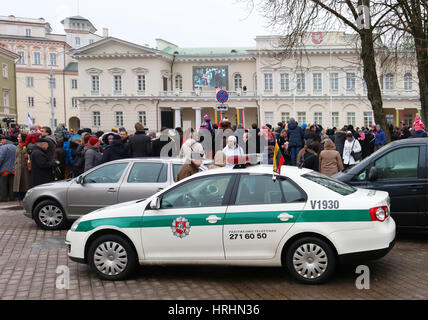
{"left": 23, "top": 158, "right": 212, "bottom": 230}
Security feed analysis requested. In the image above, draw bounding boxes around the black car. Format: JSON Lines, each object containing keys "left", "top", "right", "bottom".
{"left": 335, "top": 138, "right": 428, "bottom": 232}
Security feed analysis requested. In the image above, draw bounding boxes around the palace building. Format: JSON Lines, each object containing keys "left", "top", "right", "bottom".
{"left": 73, "top": 32, "right": 421, "bottom": 132}
{"left": 0, "top": 14, "right": 422, "bottom": 132}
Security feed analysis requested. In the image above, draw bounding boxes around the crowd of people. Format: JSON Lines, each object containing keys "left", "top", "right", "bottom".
{"left": 0, "top": 113, "right": 426, "bottom": 205}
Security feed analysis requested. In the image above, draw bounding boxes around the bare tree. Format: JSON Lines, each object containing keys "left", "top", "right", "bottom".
{"left": 241, "top": 0, "right": 393, "bottom": 139}
{"left": 381, "top": 0, "right": 428, "bottom": 124}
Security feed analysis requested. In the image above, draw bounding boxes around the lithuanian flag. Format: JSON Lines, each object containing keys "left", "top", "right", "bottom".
{"left": 273, "top": 141, "right": 285, "bottom": 173}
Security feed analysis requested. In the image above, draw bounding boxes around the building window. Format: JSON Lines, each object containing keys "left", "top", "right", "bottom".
{"left": 280, "top": 73, "right": 290, "bottom": 91}
{"left": 314, "top": 112, "right": 323, "bottom": 126}
{"left": 175, "top": 74, "right": 183, "bottom": 91}
{"left": 296, "top": 73, "right": 305, "bottom": 91}
{"left": 75, "top": 37, "right": 81, "bottom": 45}
{"left": 3, "top": 90, "right": 9, "bottom": 107}
{"left": 362, "top": 78, "right": 367, "bottom": 92}
{"left": 89, "top": 39, "right": 94, "bottom": 44}
{"left": 364, "top": 112, "right": 373, "bottom": 128}
{"left": 346, "top": 73, "right": 356, "bottom": 90}
{"left": 33, "top": 52, "right": 41, "bottom": 65}
{"left": 384, "top": 73, "right": 394, "bottom": 90}
{"left": 331, "top": 112, "right": 339, "bottom": 128}
{"left": 138, "top": 111, "right": 147, "bottom": 127}
{"left": 17, "top": 51, "right": 25, "bottom": 65}
{"left": 329, "top": 73, "right": 339, "bottom": 91}
{"left": 71, "top": 79, "right": 78, "bottom": 89}
{"left": 313, "top": 73, "right": 322, "bottom": 91}
{"left": 234, "top": 73, "right": 242, "bottom": 91}
{"left": 28, "top": 97, "right": 35, "bottom": 107}
{"left": 264, "top": 74, "right": 273, "bottom": 91}
{"left": 2, "top": 64, "right": 8, "bottom": 78}
{"left": 49, "top": 78, "right": 56, "bottom": 89}
{"left": 93, "top": 111, "right": 101, "bottom": 127}
{"left": 281, "top": 112, "right": 290, "bottom": 124}
{"left": 347, "top": 112, "right": 356, "bottom": 127}
{"left": 25, "top": 28, "right": 32, "bottom": 37}
{"left": 265, "top": 112, "right": 274, "bottom": 125}
{"left": 137, "top": 75, "right": 146, "bottom": 93}
{"left": 26, "top": 77, "right": 34, "bottom": 87}
{"left": 91, "top": 75, "right": 100, "bottom": 94}
{"left": 404, "top": 73, "right": 412, "bottom": 91}
{"left": 298, "top": 112, "right": 306, "bottom": 124}
{"left": 50, "top": 97, "right": 56, "bottom": 107}
{"left": 115, "top": 111, "right": 124, "bottom": 127}
{"left": 113, "top": 75, "right": 122, "bottom": 95}
{"left": 386, "top": 114, "right": 395, "bottom": 125}
{"left": 72, "top": 98, "right": 78, "bottom": 108}
{"left": 49, "top": 53, "right": 57, "bottom": 66}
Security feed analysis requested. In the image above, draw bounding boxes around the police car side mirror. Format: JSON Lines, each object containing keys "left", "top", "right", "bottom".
{"left": 368, "top": 166, "right": 377, "bottom": 181}
{"left": 150, "top": 196, "right": 161, "bottom": 210}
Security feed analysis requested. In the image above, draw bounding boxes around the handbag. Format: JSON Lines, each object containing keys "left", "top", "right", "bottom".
{"left": 351, "top": 140, "right": 362, "bottom": 161}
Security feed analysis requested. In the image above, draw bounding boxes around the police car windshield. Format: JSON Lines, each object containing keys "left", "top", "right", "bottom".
{"left": 302, "top": 172, "right": 357, "bottom": 196}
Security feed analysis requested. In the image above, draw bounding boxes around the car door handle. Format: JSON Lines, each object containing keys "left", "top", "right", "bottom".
{"left": 408, "top": 185, "right": 424, "bottom": 190}
{"left": 206, "top": 215, "right": 222, "bottom": 224}
{"left": 278, "top": 213, "right": 294, "bottom": 222}
{"left": 108, "top": 188, "right": 117, "bottom": 193}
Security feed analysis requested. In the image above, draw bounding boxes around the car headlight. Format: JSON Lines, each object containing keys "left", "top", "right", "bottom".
{"left": 70, "top": 217, "right": 82, "bottom": 232}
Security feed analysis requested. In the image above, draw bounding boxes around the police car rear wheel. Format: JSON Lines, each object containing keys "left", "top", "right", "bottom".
{"left": 88, "top": 234, "right": 138, "bottom": 281}
{"left": 285, "top": 237, "right": 336, "bottom": 284}
{"left": 33, "top": 200, "right": 67, "bottom": 230}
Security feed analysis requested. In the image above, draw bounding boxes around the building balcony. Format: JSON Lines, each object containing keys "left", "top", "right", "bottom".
{"left": 158, "top": 90, "right": 257, "bottom": 98}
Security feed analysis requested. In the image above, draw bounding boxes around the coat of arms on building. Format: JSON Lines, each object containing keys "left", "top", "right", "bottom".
{"left": 311, "top": 32, "right": 324, "bottom": 45}
{"left": 171, "top": 217, "right": 191, "bottom": 238}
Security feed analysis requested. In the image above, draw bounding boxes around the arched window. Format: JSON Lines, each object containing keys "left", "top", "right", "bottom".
{"left": 234, "top": 73, "right": 242, "bottom": 90}
{"left": 175, "top": 74, "right": 183, "bottom": 91}
{"left": 404, "top": 73, "right": 412, "bottom": 91}
{"left": 384, "top": 73, "right": 394, "bottom": 90}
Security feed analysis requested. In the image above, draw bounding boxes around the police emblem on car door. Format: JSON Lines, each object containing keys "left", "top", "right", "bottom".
{"left": 172, "top": 217, "right": 190, "bottom": 238}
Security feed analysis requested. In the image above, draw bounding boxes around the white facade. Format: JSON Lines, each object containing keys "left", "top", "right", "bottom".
{"left": 74, "top": 32, "right": 421, "bottom": 133}
{"left": 0, "top": 15, "right": 104, "bottom": 129}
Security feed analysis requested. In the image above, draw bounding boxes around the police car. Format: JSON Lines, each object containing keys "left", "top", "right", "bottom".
{"left": 65, "top": 164, "right": 396, "bottom": 284}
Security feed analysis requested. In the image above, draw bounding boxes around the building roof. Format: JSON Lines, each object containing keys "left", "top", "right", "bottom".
{"left": 161, "top": 45, "right": 254, "bottom": 57}
{"left": 64, "top": 62, "right": 78, "bottom": 72}
{"left": 0, "top": 46, "right": 20, "bottom": 60}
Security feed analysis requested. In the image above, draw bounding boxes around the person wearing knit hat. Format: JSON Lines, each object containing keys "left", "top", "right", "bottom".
{"left": 84, "top": 137, "right": 102, "bottom": 172}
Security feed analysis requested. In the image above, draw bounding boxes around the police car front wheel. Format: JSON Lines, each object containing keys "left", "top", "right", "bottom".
{"left": 88, "top": 234, "right": 138, "bottom": 281}
{"left": 285, "top": 237, "right": 336, "bottom": 284}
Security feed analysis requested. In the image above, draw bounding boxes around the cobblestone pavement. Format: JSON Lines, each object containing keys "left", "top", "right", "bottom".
{"left": 0, "top": 202, "right": 427, "bottom": 300}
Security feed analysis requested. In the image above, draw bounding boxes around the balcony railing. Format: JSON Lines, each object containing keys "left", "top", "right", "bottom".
{"left": 158, "top": 90, "right": 257, "bottom": 98}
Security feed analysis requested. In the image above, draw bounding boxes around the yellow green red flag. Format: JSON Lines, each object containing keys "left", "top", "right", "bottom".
{"left": 273, "top": 141, "right": 285, "bottom": 173}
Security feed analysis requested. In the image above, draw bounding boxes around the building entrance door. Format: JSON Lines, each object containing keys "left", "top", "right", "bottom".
{"left": 161, "top": 111, "right": 174, "bottom": 129}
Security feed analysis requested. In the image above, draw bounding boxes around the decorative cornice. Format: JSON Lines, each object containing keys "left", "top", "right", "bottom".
{"left": 132, "top": 67, "right": 149, "bottom": 74}
{"left": 108, "top": 67, "right": 125, "bottom": 74}
{"left": 86, "top": 67, "right": 103, "bottom": 75}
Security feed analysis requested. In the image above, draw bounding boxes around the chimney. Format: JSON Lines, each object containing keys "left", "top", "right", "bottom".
{"left": 103, "top": 28, "right": 109, "bottom": 38}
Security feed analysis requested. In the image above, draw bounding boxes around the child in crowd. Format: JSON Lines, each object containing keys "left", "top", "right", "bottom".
{"left": 413, "top": 116, "right": 427, "bottom": 137}
{"left": 23, "top": 125, "right": 41, "bottom": 148}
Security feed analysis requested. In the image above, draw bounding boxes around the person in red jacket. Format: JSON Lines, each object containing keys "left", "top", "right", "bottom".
{"left": 24, "top": 125, "right": 41, "bottom": 148}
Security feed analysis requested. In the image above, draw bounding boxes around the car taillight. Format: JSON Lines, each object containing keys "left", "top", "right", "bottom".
{"left": 369, "top": 206, "right": 389, "bottom": 222}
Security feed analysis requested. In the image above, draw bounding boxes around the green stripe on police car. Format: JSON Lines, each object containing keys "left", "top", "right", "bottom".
{"left": 74, "top": 209, "right": 371, "bottom": 233}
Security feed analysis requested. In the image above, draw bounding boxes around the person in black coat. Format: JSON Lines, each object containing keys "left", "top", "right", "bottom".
{"left": 102, "top": 135, "right": 128, "bottom": 163}
{"left": 31, "top": 139, "right": 59, "bottom": 187}
{"left": 128, "top": 123, "right": 152, "bottom": 158}
{"left": 334, "top": 127, "right": 348, "bottom": 158}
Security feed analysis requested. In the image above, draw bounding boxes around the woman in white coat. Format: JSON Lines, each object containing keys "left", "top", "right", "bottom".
{"left": 342, "top": 131, "right": 362, "bottom": 170}
{"left": 223, "top": 136, "right": 244, "bottom": 166}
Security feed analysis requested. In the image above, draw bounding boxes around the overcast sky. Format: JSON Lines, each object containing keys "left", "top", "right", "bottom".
{"left": 4, "top": 0, "right": 273, "bottom": 48}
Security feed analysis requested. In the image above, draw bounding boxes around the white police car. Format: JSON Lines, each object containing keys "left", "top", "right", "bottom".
{"left": 65, "top": 165, "right": 396, "bottom": 284}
